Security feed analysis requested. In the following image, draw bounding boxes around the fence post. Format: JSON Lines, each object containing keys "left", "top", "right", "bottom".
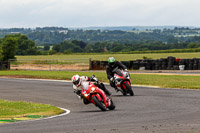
{"left": 49, "top": 60, "right": 51, "bottom": 71}
{"left": 8, "top": 59, "right": 10, "bottom": 70}
{"left": 89, "top": 58, "right": 92, "bottom": 70}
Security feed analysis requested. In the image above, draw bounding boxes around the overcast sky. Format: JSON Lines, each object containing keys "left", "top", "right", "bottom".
{"left": 0, "top": 0, "right": 200, "bottom": 28}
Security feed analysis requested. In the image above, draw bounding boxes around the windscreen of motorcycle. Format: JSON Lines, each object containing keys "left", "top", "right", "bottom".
{"left": 115, "top": 69, "right": 123, "bottom": 77}
{"left": 82, "top": 82, "right": 90, "bottom": 90}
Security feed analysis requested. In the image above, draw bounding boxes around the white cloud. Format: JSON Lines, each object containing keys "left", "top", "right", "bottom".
{"left": 0, "top": 0, "right": 200, "bottom": 28}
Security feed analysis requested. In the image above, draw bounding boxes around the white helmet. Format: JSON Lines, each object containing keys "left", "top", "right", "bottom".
{"left": 71, "top": 74, "right": 81, "bottom": 86}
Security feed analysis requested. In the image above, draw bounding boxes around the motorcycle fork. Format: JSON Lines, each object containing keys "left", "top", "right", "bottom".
{"left": 122, "top": 81, "right": 130, "bottom": 91}
{"left": 90, "top": 93, "right": 104, "bottom": 105}
{"left": 98, "top": 91, "right": 109, "bottom": 107}
{"left": 96, "top": 94, "right": 102, "bottom": 101}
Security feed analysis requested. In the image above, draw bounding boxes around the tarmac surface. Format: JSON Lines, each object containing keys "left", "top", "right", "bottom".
{"left": 0, "top": 78, "right": 200, "bottom": 133}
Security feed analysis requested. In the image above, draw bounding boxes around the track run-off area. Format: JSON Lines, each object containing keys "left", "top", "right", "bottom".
{"left": 0, "top": 78, "right": 200, "bottom": 133}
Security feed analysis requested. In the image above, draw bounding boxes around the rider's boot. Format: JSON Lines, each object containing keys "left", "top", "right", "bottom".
{"left": 99, "top": 83, "right": 112, "bottom": 96}
{"left": 114, "top": 86, "right": 119, "bottom": 92}
{"left": 105, "top": 89, "right": 111, "bottom": 96}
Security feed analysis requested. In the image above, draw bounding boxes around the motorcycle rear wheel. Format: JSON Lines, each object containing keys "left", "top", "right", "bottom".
{"left": 92, "top": 96, "right": 107, "bottom": 111}
{"left": 124, "top": 82, "right": 134, "bottom": 96}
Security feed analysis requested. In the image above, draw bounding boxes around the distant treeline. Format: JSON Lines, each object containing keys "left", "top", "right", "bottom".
{"left": 1, "top": 26, "right": 200, "bottom": 60}
{"left": 1, "top": 27, "right": 200, "bottom": 46}
{"left": 47, "top": 40, "right": 200, "bottom": 54}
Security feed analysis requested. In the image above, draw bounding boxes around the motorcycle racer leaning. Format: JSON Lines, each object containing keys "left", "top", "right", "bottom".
{"left": 72, "top": 74, "right": 111, "bottom": 104}
{"left": 106, "top": 57, "right": 128, "bottom": 92}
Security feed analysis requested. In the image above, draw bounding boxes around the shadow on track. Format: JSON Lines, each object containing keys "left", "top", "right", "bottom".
{"left": 78, "top": 109, "right": 117, "bottom": 113}
{"left": 79, "top": 110, "right": 106, "bottom": 113}
{"left": 111, "top": 95, "right": 137, "bottom": 97}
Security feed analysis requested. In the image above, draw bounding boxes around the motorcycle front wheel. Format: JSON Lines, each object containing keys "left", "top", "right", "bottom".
{"left": 108, "top": 99, "right": 115, "bottom": 110}
{"left": 124, "top": 82, "right": 134, "bottom": 96}
{"left": 92, "top": 96, "right": 107, "bottom": 111}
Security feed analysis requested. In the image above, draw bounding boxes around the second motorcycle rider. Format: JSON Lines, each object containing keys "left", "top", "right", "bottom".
{"left": 106, "top": 57, "right": 129, "bottom": 92}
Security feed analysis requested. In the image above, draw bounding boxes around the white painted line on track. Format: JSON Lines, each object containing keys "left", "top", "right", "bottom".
{"left": 4, "top": 77, "right": 160, "bottom": 89}
{"left": 1, "top": 77, "right": 72, "bottom": 83}
{"left": 41, "top": 107, "right": 70, "bottom": 120}
{"left": 1, "top": 107, "right": 70, "bottom": 125}
{"left": 1, "top": 77, "right": 200, "bottom": 91}
{"left": 1, "top": 77, "right": 163, "bottom": 88}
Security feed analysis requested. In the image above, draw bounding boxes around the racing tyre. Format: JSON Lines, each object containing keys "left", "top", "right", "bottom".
{"left": 124, "top": 82, "right": 134, "bottom": 96}
{"left": 122, "top": 91, "right": 127, "bottom": 96}
{"left": 108, "top": 99, "right": 115, "bottom": 110}
{"left": 92, "top": 96, "right": 107, "bottom": 111}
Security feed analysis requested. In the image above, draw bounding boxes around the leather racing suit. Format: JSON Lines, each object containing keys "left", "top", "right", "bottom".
{"left": 73, "top": 76, "right": 111, "bottom": 104}
{"left": 106, "top": 61, "right": 128, "bottom": 90}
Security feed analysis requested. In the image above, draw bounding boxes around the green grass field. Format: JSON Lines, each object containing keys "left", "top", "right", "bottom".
{"left": 0, "top": 99, "right": 64, "bottom": 119}
{"left": 16, "top": 52, "right": 200, "bottom": 61}
{"left": 0, "top": 70, "right": 200, "bottom": 89}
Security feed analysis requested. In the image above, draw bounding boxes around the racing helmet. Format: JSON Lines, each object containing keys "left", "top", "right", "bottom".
{"left": 108, "top": 57, "right": 116, "bottom": 66}
{"left": 71, "top": 74, "right": 81, "bottom": 86}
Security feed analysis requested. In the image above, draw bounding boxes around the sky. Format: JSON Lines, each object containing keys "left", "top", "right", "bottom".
{"left": 0, "top": 0, "right": 200, "bottom": 28}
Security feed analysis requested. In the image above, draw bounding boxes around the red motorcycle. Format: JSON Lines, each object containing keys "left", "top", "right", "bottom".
{"left": 81, "top": 81, "right": 115, "bottom": 111}
{"left": 113, "top": 67, "right": 134, "bottom": 96}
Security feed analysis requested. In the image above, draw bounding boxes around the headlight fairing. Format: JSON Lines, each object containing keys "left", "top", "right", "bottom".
{"left": 84, "top": 93, "right": 89, "bottom": 97}
{"left": 91, "top": 87, "right": 96, "bottom": 92}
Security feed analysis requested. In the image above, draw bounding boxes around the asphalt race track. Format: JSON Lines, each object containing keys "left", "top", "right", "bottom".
{"left": 0, "top": 78, "right": 200, "bottom": 133}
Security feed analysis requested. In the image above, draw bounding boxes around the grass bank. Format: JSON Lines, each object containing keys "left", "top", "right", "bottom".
{"left": 0, "top": 99, "right": 64, "bottom": 119}
{"left": 0, "top": 70, "right": 200, "bottom": 89}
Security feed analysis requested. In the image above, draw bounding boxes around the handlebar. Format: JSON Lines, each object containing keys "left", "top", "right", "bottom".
{"left": 90, "top": 74, "right": 95, "bottom": 81}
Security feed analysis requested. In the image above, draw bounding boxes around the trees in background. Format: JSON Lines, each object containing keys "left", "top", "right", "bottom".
{"left": 1, "top": 33, "right": 200, "bottom": 58}
{"left": 187, "top": 43, "right": 200, "bottom": 48}
{"left": 1, "top": 26, "right": 200, "bottom": 57}
{"left": 49, "top": 39, "right": 199, "bottom": 54}
{"left": 0, "top": 34, "right": 40, "bottom": 61}
{"left": 5, "top": 34, "right": 39, "bottom": 55}
{"left": 1, "top": 27, "right": 200, "bottom": 46}
{"left": 52, "top": 40, "right": 85, "bottom": 53}
{"left": 44, "top": 45, "right": 50, "bottom": 51}
{"left": 0, "top": 36, "right": 17, "bottom": 61}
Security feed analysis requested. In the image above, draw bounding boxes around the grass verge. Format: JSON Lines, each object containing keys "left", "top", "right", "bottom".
{"left": 0, "top": 70, "right": 200, "bottom": 89}
{"left": 0, "top": 99, "right": 64, "bottom": 119}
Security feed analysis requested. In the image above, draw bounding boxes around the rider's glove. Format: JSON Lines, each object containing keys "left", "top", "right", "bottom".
{"left": 74, "top": 89, "right": 81, "bottom": 95}
{"left": 124, "top": 69, "right": 130, "bottom": 77}
{"left": 74, "top": 90, "right": 83, "bottom": 99}
{"left": 93, "top": 77, "right": 98, "bottom": 82}
{"left": 92, "top": 77, "right": 100, "bottom": 84}
{"left": 110, "top": 77, "right": 114, "bottom": 82}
